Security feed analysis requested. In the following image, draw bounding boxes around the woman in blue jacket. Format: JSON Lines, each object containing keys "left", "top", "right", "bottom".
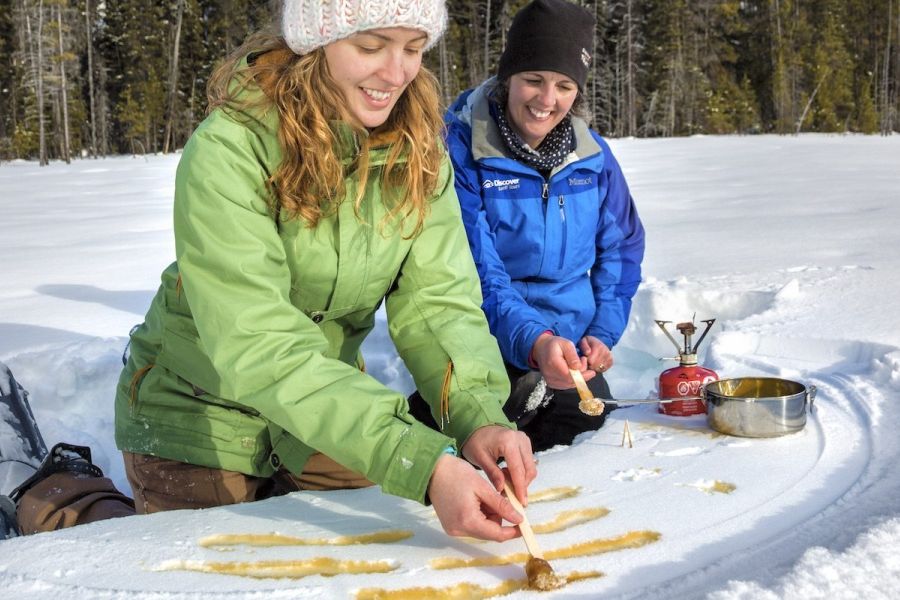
{"left": 410, "top": 0, "right": 644, "bottom": 451}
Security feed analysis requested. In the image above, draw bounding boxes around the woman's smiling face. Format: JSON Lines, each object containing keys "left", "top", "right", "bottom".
{"left": 505, "top": 71, "right": 578, "bottom": 149}
{"left": 323, "top": 27, "right": 427, "bottom": 129}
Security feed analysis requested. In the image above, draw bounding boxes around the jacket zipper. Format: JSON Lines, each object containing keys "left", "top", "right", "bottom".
{"left": 440, "top": 360, "right": 453, "bottom": 430}
{"left": 558, "top": 195, "right": 567, "bottom": 269}
{"left": 129, "top": 363, "right": 154, "bottom": 409}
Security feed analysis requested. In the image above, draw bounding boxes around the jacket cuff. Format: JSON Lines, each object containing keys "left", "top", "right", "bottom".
{"left": 444, "top": 389, "right": 516, "bottom": 450}
{"left": 379, "top": 421, "right": 454, "bottom": 504}
{"left": 514, "top": 326, "right": 552, "bottom": 371}
{"left": 527, "top": 330, "right": 554, "bottom": 369}
{"left": 586, "top": 326, "right": 617, "bottom": 350}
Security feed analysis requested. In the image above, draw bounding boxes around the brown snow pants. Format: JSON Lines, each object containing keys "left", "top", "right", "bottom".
{"left": 16, "top": 452, "right": 372, "bottom": 535}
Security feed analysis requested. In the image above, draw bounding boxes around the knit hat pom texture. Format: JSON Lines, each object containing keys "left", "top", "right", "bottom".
{"left": 282, "top": 0, "right": 448, "bottom": 55}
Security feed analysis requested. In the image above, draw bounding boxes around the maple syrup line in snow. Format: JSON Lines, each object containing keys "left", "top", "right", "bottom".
{"left": 709, "top": 481, "right": 736, "bottom": 494}
{"left": 528, "top": 486, "right": 581, "bottom": 503}
{"left": 198, "top": 529, "right": 413, "bottom": 548}
{"left": 355, "top": 570, "right": 604, "bottom": 599}
{"left": 159, "top": 496, "right": 618, "bottom": 581}
{"left": 532, "top": 507, "right": 611, "bottom": 534}
{"left": 154, "top": 556, "right": 396, "bottom": 579}
{"left": 682, "top": 480, "right": 736, "bottom": 495}
{"left": 636, "top": 422, "right": 725, "bottom": 439}
{"left": 429, "top": 530, "right": 662, "bottom": 570}
{"left": 452, "top": 506, "right": 611, "bottom": 545}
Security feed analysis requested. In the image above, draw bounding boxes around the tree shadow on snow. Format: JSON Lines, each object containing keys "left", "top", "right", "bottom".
{"left": 0, "top": 322, "right": 94, "bottom": 357}
{"left": 36, "top": 284, "right": 154, "bottom": 316}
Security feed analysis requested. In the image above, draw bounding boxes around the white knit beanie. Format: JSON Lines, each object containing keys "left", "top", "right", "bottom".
{"left": 282, "top": 0, "right": 448, "bottom": 55}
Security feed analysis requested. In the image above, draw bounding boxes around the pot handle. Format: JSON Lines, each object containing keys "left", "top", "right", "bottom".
{"left": 807, "top": 385, "right": 817, "bottom": 412}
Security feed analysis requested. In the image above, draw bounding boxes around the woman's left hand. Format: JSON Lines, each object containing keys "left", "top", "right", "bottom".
{"left": 461, "top": 425, "right": 537, "bottom": 507}
{"left": 579, "top": 336, "right": 614, "bottom": 373}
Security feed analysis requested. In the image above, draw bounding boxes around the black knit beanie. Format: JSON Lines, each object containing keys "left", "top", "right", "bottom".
{"left": 497, "top": 0, "right": 595, "bottom": 90}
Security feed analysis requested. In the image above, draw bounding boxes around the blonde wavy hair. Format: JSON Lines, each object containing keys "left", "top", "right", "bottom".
{"left": 206, "top": 30, "right": 444, "bottom": 237}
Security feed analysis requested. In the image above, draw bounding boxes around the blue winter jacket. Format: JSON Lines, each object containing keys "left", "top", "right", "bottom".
{"left": 445, "top": 81, "right": 645, "bottom": 370}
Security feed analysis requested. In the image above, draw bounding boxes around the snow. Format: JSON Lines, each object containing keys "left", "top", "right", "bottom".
{"left": 1, "top": 134, "right": 899, "bottom": 599}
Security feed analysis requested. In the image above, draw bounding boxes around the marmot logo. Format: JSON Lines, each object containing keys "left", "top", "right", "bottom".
{"left": 568, "top": 176, "right": 593, "bottom": 186}
{"left": 581, "top": 48, "right": 591, "bottom": 67}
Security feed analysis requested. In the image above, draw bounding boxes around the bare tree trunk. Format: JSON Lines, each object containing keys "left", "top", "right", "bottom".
{"left": 85, "top": 0, "right": 97, "bottom": 157}
{"left": 38, "top": 2, "right": 47, "bottom": 165}
{"left": 796, "top": 68, "right": 829, "bottom": 134}
{"left": 615, "top": 41, "right": 622, "bottom": 136}
{"left": 97, "top": 57, "right": 109, "bottom": 156}
{"left": 56, "top": 2, "right": 70, "bottom": 163}
{"left": 790, "top": 1, "right": 799, "bottom": 129}
{"left": 592, "top": 0, "right": 618, "bottom": 133}
{"left": 13, "top": 0, "right": 31, "bottom": 143}
{"left": 27, "top": 1, "right": 48, "bottom": 165}
{"left": 188, "top": 76, "right": 197, "bottom": 132}
{"left": 439, "top": 36, "right": 451, "bottom": 108}
{"left": 163, "top": 0, "right": 185, "bottom": 154}
{"left": 625, "top": 0, "right": 636, "bottom": 136}
{"left": 770, "top": 0, "right": 786, "bottom": 132}
{"left": 895, "top": 0, "right": 900, "bottom": 131}
{"left": 666, "top": 5, "right": 684, "bottom": 137}
{"left": 881, "top": 0, "right": 894, "bottom": 134}
{"left": 51, "top": 88, "right": 61, "bottom": 156}
{"left": 466, "top": 2, "right": 481, "bottom": 87}
{"left": 483, "top": 0, "right": 491, "bottom": 76}
{"left": 689, "top": 12, "right": 700, "bottom": 132}
{"left": 500, "top": 0, "right": 512, "bottom": 54}
{"left": 591, "top": 1, "right": 599, "bottom": 124}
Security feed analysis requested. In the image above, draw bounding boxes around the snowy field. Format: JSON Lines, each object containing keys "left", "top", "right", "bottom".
{"left": 1, "top": 134, "right": 899, "bottom": 599}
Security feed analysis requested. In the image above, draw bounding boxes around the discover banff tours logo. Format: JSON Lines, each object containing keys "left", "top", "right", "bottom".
{"left": 482, "top": 177, "right": 521, "bottom": 191}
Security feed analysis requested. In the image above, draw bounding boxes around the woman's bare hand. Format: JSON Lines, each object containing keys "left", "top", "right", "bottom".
{"left": 461, "top": 425, "right": 536, "bottom": 506}
{"left": 532, "top": 334, "right": 594, "bottom": 389}
{"left": 579, "top": 335, "right": 613, "bottom": 373}
{"left": 427, "top": 454, "right": 523, "bottom": 541}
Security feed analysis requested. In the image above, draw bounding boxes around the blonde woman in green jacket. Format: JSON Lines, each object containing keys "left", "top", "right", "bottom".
{"left": 114, "top": 2, "right": 536, "bottom": 542}
{"left": 2, "top": 2, "right": 536, "bottom": 543}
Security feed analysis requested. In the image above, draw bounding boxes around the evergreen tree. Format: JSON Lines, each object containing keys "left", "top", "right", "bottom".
{"left": 702, "top": 0, "right": 760, "bottom": 133}
{"left": 95, "top": 2, "right": 170, "bottom": 153}
{"left": 0, "top": 0, "right": 17, "bottom": 155}
{"left": 844, "top": 0, "right": 892, "bottom": 133}
{"left": 805, "top": 0, "right": 855, "bottom": 131}
{"left": 2, "top": 0, "right": 899, "bottom": 161}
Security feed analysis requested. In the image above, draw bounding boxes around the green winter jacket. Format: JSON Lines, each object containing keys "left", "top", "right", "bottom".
{"left": 114, "top": 85, "right": 512, "bottom": 504}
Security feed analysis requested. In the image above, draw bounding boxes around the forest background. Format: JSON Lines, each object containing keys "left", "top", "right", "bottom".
{"left": 1, "top": 0, "right": 898, "bottom": 164}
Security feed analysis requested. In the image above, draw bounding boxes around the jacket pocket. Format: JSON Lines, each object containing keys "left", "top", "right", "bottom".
{"left": 159, "top": 282, "right": 238, "bottom": 401}
{"left": 131, "top": 361, "right": 239, "bottom": 445}
{"left": 433, "top": 327, "right": 503, "bottom": 393}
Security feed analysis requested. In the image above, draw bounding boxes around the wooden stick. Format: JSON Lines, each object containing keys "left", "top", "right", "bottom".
{"left": 621, "top": 419, "right": 633, "bottom": 449}
{"left": 502, "top": 480, "right": 544, "bottom": 559}
{"left": 569, "top": 368, "right": 594, "bottom": 404}
{"left": 570, "top": 368, "right": 605, "bottom": 416}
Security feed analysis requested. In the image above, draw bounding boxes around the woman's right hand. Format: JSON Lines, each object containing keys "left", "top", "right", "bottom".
{"left": 427, "top": 454, "right": 523, "bottom": 542}
{"left": 531, "top": 333, "right": 595, "bottom": 389}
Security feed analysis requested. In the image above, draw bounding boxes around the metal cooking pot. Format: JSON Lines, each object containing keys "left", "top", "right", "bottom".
{"left": 703, "top": 377, "right": 816, "bottom": 438}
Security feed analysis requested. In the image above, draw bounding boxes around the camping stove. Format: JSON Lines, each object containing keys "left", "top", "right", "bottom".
{"left": 655, "top": 318, "right": 719, "bottom": 416}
